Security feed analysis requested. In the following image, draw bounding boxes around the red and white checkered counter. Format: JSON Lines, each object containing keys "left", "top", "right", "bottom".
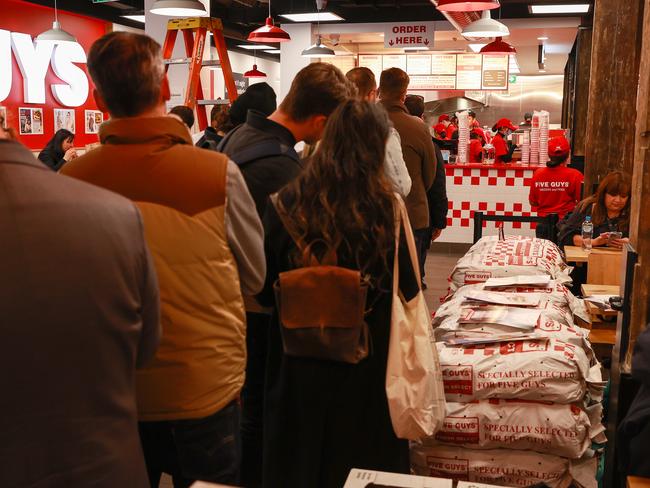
{"left": 438, "top": 163, "right": 540, "bottom": 244}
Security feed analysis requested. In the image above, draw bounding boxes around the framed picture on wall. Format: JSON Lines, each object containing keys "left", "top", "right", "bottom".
{"left": 55, "top": 108, "right": 76, "bottom": 134}
{"left": 31, "top": 108, "right": 44, "bottom": 134}
{"left": 85, "top": 110, "right": 103, "bottom": 134}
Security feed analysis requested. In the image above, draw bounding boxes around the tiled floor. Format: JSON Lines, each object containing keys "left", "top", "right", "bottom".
{"left": 158, "top": 246, "right": 465, "bottom": 488}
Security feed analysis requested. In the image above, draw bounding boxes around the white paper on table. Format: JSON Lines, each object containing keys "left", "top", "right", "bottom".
{"left": 484, "top": 275, "right": 551, "bottom": 288}
{"left": 343, "top": 468, "right": 453, "bottom": 488}
{"left": 585, "top": 295, "right": 616, "bottom": 311}
{"left": 463, "top": 289, "right": 541, "bottom": 307}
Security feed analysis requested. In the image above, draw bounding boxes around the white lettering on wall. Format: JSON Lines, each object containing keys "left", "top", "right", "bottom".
{"left": 0, "top": 30, "right": 11, "bottom": 102}
{"left": 51, "top": 42, "right": 88, "bottom": 107}
{"left": 0, "top": 30, "right": 89, "bottom": 106}
{"left": 11, "top": 32, "right": 54, "bottom": 104}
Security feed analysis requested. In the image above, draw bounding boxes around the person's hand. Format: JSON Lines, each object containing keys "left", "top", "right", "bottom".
{"left": 431, "top": 228, "right": 442, "bottom": 242}
{"left": 591, "top": 233, "right": 609, "bottom": 247}
{"left": 609, "top": 237, "right": 629, "bottom": 249}
{"left": 63, "top": 148, "right": 77, "bottom": 161}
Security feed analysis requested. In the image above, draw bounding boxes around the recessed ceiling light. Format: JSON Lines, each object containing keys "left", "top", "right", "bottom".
{"left": 539, "top": 69, "right": 547, "bottom": 73}
{"left": 121, "top": 14, "right": 146, "bottom": 23}
{"left": 529, "top": 4, "right": 590, "bottom": 14}
{"left": 264, "top": 49, "right": 281, "bottom": 54}
{"left": 279, "top": 12, "right": 343, "bottom": 22}
{"left": 468, "top": 43, "right": 487, "bottom": 52}
{"left": 237, "top": 44, "right": 275, "bottom": 50}
{"left": 537, "top": 36, "right": 549, "bottom": 40}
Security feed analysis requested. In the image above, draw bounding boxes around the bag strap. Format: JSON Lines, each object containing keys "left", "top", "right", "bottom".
{"left": 270, "top": 193, "right": 337, "bottom": 267}
{"left": 392, "top": 194, "right": 422, "bottom": 296}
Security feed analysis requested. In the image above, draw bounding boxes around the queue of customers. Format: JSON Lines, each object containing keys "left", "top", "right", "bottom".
{"left": 1, "top": 31, "right": 445, "bottom": 488}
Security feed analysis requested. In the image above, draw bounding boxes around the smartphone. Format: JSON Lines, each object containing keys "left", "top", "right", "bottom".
{"left": 607, "top": 231, "right": 623, "bottom": 246}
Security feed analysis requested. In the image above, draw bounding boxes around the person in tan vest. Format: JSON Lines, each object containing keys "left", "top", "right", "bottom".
{"left": 61, "top": 31, "right": 265, "bottom": 487}
{"left": 379, "top": 68, "right": 437, "bottom": 286}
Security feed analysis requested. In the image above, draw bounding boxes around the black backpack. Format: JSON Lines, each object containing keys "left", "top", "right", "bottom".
{"left": 217, "top": 124, "right": 300, "bottom": 167}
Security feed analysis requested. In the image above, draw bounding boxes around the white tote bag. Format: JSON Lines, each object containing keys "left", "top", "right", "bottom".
{"left": 386, "top": 196, "right": 446, "bottom": 440}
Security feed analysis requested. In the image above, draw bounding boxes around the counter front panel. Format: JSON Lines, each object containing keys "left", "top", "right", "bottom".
{"left": 439, "top": 164, "right": 540, "bottom": 244}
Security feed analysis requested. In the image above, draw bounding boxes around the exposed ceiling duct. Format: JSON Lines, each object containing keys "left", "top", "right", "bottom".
{"left": 429, "top": 0, "right": 482, "bottom": 34}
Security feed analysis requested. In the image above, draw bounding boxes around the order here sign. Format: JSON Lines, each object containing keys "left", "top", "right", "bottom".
{"left": 384, "top": 22, "right": 435, "bottom": 49}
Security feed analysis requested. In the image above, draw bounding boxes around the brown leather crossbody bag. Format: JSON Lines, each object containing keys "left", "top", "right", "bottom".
{"left": 270, "top": 194, "right": 369, "bottom": 364}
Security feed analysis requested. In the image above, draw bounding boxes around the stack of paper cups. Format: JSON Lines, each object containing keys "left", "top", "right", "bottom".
{"left": 457, "top": 111, "right": 470, "bottom": 164}
{"left": 530, "top": 112, "right": 540, "bottom": 165}
{"left": 521, "top": 130, "right": 530, "bottom": 164}
{"left": 538, "top": 111, "right": 550, "bottom": 166}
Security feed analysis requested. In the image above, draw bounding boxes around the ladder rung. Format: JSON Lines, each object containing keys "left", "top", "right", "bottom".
{"left": 197, "top": 99, "right": 231, "bottom": 106}
{"left": 164, "top": 58, "right": 222, "bottom": 67}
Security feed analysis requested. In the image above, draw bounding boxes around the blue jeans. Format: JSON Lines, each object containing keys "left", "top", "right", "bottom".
{"left": 139, "top": 401, "right": 241, "bottom": 488}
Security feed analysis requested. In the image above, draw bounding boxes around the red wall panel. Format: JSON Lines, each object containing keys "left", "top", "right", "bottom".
{"left": 2, "top": 0, "right": 109, "bottom": 149}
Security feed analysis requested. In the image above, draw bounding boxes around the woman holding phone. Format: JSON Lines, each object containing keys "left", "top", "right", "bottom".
{"left": 558, "top": 171, "right": 631, "bottom": 249}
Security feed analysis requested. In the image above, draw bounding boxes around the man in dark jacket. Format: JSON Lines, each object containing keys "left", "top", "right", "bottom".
{"left": 218, "top": 62, "right": 354, "bottom": 487}
{"left": 404, "top": 94, "right": 448, "bottom": 288}
{"left": 618, "top": 324, "right": 650, "bottom": 477}
{"left": 380, "top": 69, "right": 437, "bottom": 279}
{"left": 0, "top": 138, "right": 160, "bottom": 487}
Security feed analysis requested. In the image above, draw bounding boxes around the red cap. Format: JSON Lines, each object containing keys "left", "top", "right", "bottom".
{"left": 548, "top": 136, "right": 570, "bottom": 158}
{"left": 438, "top": 114, "right": 450, "bottom": 123}
{"left": 494, "top": 118, "right": 517, "bottom": 131}
{"left": 433, "top": 123, "right": 447, "bottom": 136}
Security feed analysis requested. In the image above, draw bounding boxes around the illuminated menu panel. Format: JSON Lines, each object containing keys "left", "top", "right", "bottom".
{"left": 324, "top": 56, "right": 357, "bottom": 74}
{"left": 456, "top": 54, "right": 483, "bottom": 90}
{"left": 409, "top": 75, "right": 456, "bottom": 90}
{"left": 481, "top": 54, "right": 509, "bottom": 90}
{"left": 406, "top": 54, "right": 432, "bottom": 75}
{"left": 382, "top": 54, "right": 407, "bottom": 71}
{"left": 431, "top": 54, "right": 457, "bottom": 75}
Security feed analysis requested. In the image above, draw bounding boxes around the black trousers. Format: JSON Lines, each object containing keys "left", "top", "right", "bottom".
{"left": 535, "top": 220, "right": 556, "bottom": 242}
{"left": 139, "top": 401, "right": 241, "bottom": 488}
{"left": 413, "top": 227, "right": 430, "bottom": 282}
{"left": 240, "top": 312, "right": 271, "bottom": 488}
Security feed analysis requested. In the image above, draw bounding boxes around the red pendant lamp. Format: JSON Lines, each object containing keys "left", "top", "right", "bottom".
{"left": 244, "top": 64, "right": 267, "bottom": 78}
{"left": 480, "top": 36, "right": 516, "bottom": 54}
{"left": 248, "top": 1, "right": 290, "bottom": 43}
{"left": 436, "top": 0, "right": 500, "bottom": 12}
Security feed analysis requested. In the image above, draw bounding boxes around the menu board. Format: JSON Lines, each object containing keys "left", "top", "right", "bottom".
{"left": 409, "top": 75, "right": 456, "bottom": 90}
{"left": 481, "top": 54, "right": 509, "bottom": 90}
{"left": 456, "top": 54, "right": 483, "bottom": 90}
{"left": 358, "top": 54, "right": 383, "bottom": 82}
{"left": 382, "top": 54, "right": 407, "bottom": 71}
{"left": 324, "top": 56, "right": 356, "bottom": 75}
{"left": 406, "top": 54, "right": 432, "bottom": 75}
{"left": 431, "top": 54, "right": 457, "bottom": 75}
{"left": 357, "top": 53, "right": 510, "bottom": 91}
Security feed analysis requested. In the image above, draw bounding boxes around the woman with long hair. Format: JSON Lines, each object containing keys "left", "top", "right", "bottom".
{"left": 558, "top": 171, "right": 631, "bottom": 249}
{"left": 38, "top": 129, "right": 77, "bottom": 171}
{"left": 257, "top": 100, "right": 417, "bottom": 487}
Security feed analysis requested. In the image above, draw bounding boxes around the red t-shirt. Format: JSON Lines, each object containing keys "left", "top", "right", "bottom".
{"left": 493, "top": 133, "right": 508, "bottom": 163}
{"left": 469, "top": 139, "right": 483, "bottom": 163}
{"left": 446, "top": 124, "right": 457, "bottom": 140}
{"left": 528, "top": 166, "right": 584, "bottom": 217}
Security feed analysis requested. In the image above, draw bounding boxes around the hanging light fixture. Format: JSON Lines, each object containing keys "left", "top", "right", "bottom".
{"left": 462, "top": 10, "right": 509, "bottom": 38}
{"left": 480, "top": 36, "right": 516, "bottom": 54}
{"left": 244, "top": 49, "right": 267, "bottom": 78}
{"left": 301, "top": 3, "right": 334, "bottom": 58}
{"left": 244, "top": 64, "right": 267, "bottom": 78}
{"left": 301, "top": 35, "right": 335, "bottom": 57}
{"left": 36, "top": 0, "right": 77, "bottom": 45}
{"left": 150, "top": 0, "right": 208, "bottom": 17}
{"left": 248, "top": 0, "right": 291, "bottom": 43}
{"left": 436, "top": 0, "right": 500, "bottom": 12}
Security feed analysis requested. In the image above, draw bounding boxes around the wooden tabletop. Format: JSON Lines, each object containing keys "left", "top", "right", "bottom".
{"left": 628, "top": 476, "right": 650, "bottom": 488}
{"left": 582, "top": 284, "right": 620, "bottom": 295}
{"left": 564, "top": 245, "right": 622, "bottom": 263}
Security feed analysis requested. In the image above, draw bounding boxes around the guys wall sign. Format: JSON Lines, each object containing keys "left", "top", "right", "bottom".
{"left": 0, "top": 29, "right": 89, "bottom": 107}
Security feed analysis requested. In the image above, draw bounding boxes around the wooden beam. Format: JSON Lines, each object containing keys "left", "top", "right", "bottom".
{"left": 583, "top": 0, "right": 644, "bottom": 195}
{"left": 628, "top": 0, "right": 650, "bottom": 365}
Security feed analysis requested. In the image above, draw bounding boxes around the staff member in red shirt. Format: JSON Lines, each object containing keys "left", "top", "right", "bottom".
{"left": 492, "top": 118, "right": 518, "bottom": 164}
{"left": 469, "top": 129, "right": 483, "bottom": 163}
{"left": 529, "top": 135, "right": 583, "bottom": 240}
